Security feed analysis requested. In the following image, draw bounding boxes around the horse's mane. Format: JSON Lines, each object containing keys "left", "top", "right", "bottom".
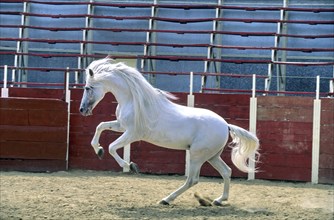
{"left": 88, "top": 58, "right": 177, "bottom": 135}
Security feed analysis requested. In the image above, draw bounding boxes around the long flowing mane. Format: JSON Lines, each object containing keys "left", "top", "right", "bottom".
{"left": 89, "top": 58, "right": 177, "bottom": 135}
{"left": 113, "top": 62, "right": 178, "bottom": 134}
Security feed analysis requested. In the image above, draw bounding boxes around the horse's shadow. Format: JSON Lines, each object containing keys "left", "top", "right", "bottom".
{"left": 114, "top": 203, "right": 274, "bottom": 219}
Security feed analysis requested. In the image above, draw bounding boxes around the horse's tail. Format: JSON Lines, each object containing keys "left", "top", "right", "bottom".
{"left": 228, "top": 124, "right": 260, "bottom": 173}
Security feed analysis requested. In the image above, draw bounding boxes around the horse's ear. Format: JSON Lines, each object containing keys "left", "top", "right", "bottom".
{"left": 89, "top": 69, "right": 94, "bottom": 77}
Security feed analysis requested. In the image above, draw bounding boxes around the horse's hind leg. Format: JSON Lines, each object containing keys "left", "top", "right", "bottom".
{"left": 159, "top": 159, "right": 202, "bottom": 205}
{"left": 208, "top": 155, "right": 232, "bottom": 206}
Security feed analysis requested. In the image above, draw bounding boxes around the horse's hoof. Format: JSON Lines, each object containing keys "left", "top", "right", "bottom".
{"left": 212, "top": 200, "right": 223, "bottom": 207}
{"left": 97, "top": 147, "right": 104, "bottom": 160}
{"left": 159, "top": 200, "right": 169, "bottom": 205}
{"left": 129, "top": 162, "right": 140, "bottom": 174}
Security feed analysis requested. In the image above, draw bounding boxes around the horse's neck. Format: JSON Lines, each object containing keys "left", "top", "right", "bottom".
{"left": 104, "top": 76, "right": 132, "bottom": 107}
{"left": 112, "top": 90, "right": 132, "bottom": 107}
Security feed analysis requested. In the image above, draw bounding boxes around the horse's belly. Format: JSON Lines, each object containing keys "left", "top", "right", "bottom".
{"left": 144, "top": 130, "right": 191, "bottom": 150}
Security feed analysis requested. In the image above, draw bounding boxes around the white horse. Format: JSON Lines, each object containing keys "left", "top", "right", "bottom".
{"left": 79, "top": 58, "right": 259, "bottom": 206}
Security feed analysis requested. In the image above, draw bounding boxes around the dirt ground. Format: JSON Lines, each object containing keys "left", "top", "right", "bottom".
{"left": 0, "top": 170, "right": 333, "bottom": 220}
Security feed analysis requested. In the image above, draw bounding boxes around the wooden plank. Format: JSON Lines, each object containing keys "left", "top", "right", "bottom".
{"left": 195, "top": 93, "right": 250, "bottom": 106}
{"left": 320, "top": 112, "right": 334, "bottom": 124}
{"left": 257, "top": 106, "right": 313, "bottom": 122}
{"left": 137, "top": 162, "right": 185, "bottom": 175}
{"left": 134, "top": 149, "right": 185, "bottom": 164}
{"left": 319, "top": 153, "right": 334, "bottom": 169}
{"left": 258, "top": 96, "right": 313, "bottom": 108}
{"left": 320, "top": 98, "right": 334, "bottom": 111}
{"left": 270, "top": 128, "right": 312, "bottom": 141}
{"left": 0, "top": 125, "right": 67, "bottom": 143}
{"left": 68, "top": 145, "right": 98, "bottom": 158}
{"left": 69, "top": 132, "right": 95, "bottom": 147}
{"left": 319, "top": 135, "right": 334, "bottom": 154}
{"left": 9, "top": 88, "right": 64, "bottom": 99}
{"left": 259, "top": 139, "right": 312, "bottom": 154}
{"left": 256, "top": 165, "right": 311, "bottom": 182}
{"left": 318, "top": 169, "right": 334, "bottom": 184}
{"left": 29, "top": 109, "right": 67, "bottom": 126}
{"left": 70, "top": 89, "right": 84, "bottom": 99}
{"left": 227, "top": 119, "right": 249, "bottom": 129}
{"left": 0, "top": 159, "right": 66, "bottom": 172}
{"left": 0, "top": 109, "right": 29, "bottom": 126}
{"left": 259, "top": 153, "right": 311, "bottom": 168}
{"left": 68, "top": 157, "right": 121, "bottom": 171}
{"left": 0, "top": 141, "right": 66, "bottom": 160}
{"left": 0, "top": 98, "right": 67, "bottom": 110}
{"left": 70, "top": 100, "right": 81, "bottom": 113}
{"left": 257, "top": 121, "right": 313, "bottom": 135}
{"left": 258, "top": 132, "right": 313, "bottom": 142}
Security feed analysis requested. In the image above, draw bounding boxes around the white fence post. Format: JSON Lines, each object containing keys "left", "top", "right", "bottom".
{"left": 65, "top": 67, "right": 71, "bottom": 170}
{"left": 248, "top": 74, "right": 257, "bottom": 180}
{"left": 311, "top": 75, "right": 321, "bottom": 184}
{"left": 185, "top": 72, "right": 195, "bottom": 177}
{"left": 1, "top": 65, "right": 9, "bottom": 98}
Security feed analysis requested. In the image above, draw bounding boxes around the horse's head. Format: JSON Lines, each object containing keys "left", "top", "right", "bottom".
{"left": 79, "top": 68, "right": 106, "bottom": 116}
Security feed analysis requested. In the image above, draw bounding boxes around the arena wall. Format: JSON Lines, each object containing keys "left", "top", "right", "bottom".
{"left": 0, "top": 88, "right": 333, "bottom": 184}
{"left": 319, "top": 98, "right": 334, "bottom": 184}
{"left": 0, "top": 94, "right": 68, "bottom": 172}
{"left": 256, "top": 96, "right": 314, "bottom": 182}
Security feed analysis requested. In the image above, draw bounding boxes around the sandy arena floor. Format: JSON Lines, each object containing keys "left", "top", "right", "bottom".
{"left": 0, "top": 170, "right": 333, "bottom": 220}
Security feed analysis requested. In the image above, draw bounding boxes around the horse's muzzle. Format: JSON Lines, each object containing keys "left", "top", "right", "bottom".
{"left": 79, "top": 106, "right": 92, "bottom": 116}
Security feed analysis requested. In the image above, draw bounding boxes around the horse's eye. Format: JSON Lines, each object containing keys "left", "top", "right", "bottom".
{"left": 85, "top": 86, "right": 92, "bottom": 91}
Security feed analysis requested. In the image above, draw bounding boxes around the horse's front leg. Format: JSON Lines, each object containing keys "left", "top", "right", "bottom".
{"left": 91, "top": 120, "right": 125, "bottom": 159}
{"left": 108, "top": 131, "right": 139, "bottom": 173}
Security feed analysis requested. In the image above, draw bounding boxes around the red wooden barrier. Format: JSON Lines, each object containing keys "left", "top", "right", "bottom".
{"left": 256, "top": 96, "right": 313, "bottom": 182}
{"left": 319, "top": 99, "right": 334, "bottom": 184}
{"left": 1, "top": 88, "right": 332, "bottom": 183}
{"left": 0, "top": 97, "right": 68, "bottom": 172}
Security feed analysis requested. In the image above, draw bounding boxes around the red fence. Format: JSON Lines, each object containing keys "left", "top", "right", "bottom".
{"left": 0, "top": 97, "right": 68, "bottom": 172}
{"left": 0, "top": 88, "right": 333, "bottom": 184}
{"left": 68, "top": 89, "right": 334, "bottom": 183}
{"left": 319, "top": 99, "right": 334, "bottom": 184}
{"left": 256, "top": 97, "right": 314, "bottom": 181}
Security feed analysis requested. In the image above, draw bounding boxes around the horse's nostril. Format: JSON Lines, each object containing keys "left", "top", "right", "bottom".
{"left": 79, "top": 107, "right": 83, "bottom": 113}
